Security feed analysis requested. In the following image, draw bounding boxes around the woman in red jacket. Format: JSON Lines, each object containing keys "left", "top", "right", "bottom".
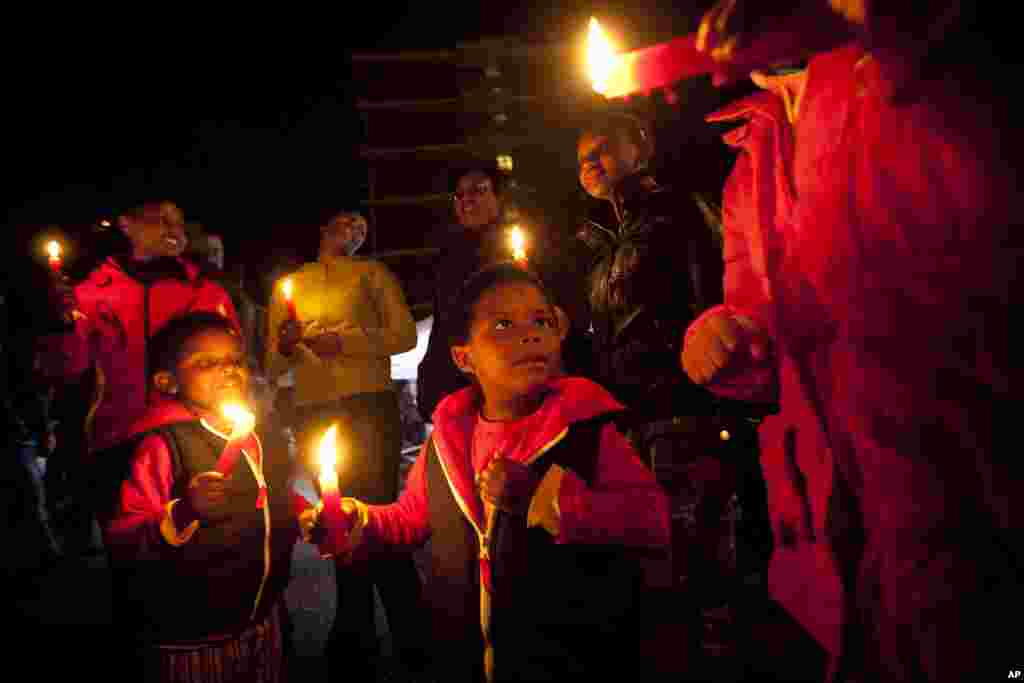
{"left": 38, "top": 200, "right": 240, "bottom": 456}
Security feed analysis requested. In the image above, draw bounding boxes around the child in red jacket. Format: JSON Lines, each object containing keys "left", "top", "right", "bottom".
{"left": 308, "top": 263, "right": 671, "bottom": 682}
{"left": 103, "top": 312, "right": 305, "bottom": 682}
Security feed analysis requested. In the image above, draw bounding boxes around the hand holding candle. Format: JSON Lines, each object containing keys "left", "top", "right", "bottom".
{"left": 215, "top": 402, "right": 255, "bottom": 476}
{"left": 43, "top": 238, "right": 79, "bottom": 326}
{"left": 317, "top": 424, "right": 353, "bottom": 555}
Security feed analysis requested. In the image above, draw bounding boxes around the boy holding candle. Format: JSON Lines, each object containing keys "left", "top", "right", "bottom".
{"left": 309, "top": 263, "right": 671, "bottom": 682}
{"left": 102, "top": 312, "right": 306, "bottom": 682}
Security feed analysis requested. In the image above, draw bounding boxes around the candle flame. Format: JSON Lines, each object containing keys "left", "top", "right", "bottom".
{"left": 318, "top": 424, "right": 339, "bottom": 473}
{"left": 221, "top": 402, "right": 255, "bottom": 440}
{"left": 281, "top": 278, "right": 294, "bottom": 301}
{"left": 587, "top": 18, "right": 619, "bottom": 95}
{"left": 509, "top": 226, "right": 527, "bottom": 262}
{"left": 46, "top": 240, "right": 62, "bottom": 261}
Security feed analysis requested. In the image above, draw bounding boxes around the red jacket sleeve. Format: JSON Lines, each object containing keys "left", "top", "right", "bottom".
{"left": 556, "top": 424, "right": 670, "bottom": 549}
{"left": 196, "top": 280, "right": 240, "bottom": 332}
{"left": 364, "top": 441, "right": 432, "bottom": 548}
{"left": 34, "top": 281, "right": 94, "bottom": 383}
{"left": 102, "top": 434, "right": 179, "bottom": 562}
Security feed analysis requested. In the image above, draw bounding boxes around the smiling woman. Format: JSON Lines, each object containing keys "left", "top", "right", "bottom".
{"left": 118, "top": 201, "right": 188, "bottom": 261}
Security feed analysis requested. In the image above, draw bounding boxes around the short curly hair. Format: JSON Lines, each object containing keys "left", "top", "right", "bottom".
{"left": 579, "top": 111, "right": 654, "bottom": 168}
{"left": 447, "top": 262, "right": 555, "bottom": 347}
{"left": 448, "top": 160, "right": 510, "bottom": 196}
{"left": 148, "top": 311, "right": 241, "bottom": 379}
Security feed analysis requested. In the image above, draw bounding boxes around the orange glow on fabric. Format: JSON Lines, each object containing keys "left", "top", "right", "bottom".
{"left": 281, "top": 278, "right": 298, "bottom": 320}
{"left": 215, "top": 403, "right": 256, "bottom": 476}
{"left": 317, "top": 425, "right": 352, "bottom": 553}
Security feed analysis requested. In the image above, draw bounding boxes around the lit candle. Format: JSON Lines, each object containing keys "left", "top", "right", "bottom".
{"left": 46, "top": 240, "right": 63, "bottom": 274}
{"left": 281, "top": 278, "right": 298, "bottom": 321}
{"left": 508, "top": 226, "right": 527, "bottom": 265}
{"left": 586, "top": 16, "right": 788, "bottom": 98}
{"left": 317, "top": 424, "right": 351, "bottom": 554}
{"left": 587, "top": 18, "right": 621, "bottom": 97}
{"left": 215, "top": 402, "right": 256, "bottom": 476}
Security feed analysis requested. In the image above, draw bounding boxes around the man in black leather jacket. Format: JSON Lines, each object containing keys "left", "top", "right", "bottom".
{"left": 577, "top": 112, "right": 724, "bottom": 422}
{"left": 577, "top": 112, "right": 760, "bottom": 677}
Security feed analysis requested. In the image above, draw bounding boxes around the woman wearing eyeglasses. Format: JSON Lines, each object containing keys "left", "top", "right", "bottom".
{"left": 416, "top": 162, "right": 588, "bottom": 425}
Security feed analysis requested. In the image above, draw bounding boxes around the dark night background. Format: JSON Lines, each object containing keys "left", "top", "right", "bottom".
{"left": 2, "top": 2, "right": 747, "bottom": 307}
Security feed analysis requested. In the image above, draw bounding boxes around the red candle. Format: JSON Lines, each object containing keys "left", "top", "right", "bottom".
{"left": 46, "top": 240, "right": 63, "bottom": 274}
{"left": 589, "top": 16, "right": 809, "bottom": 98}
{"left": 215, "top": 403, "right": 255, "bottom": 476}
{"left": 281, "top": 278, "right": 298, "bottom": 321}
{"left": 317, "top": 424, "right": 352, "bottom": 555}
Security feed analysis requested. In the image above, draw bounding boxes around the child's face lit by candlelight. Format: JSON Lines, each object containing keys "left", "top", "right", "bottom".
{"left": 156, "top": 329, "right": 248, "bottom": 417}
{"left": 451, "top": 282, "right": 561, "bottom": 420}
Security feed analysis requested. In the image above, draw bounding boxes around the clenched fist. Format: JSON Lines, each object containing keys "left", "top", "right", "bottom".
{"left": 681, "top": 311, "right": 771, "bottom": 385}
{"left": 478, "top": 458, "right": 543, "bottom": 515}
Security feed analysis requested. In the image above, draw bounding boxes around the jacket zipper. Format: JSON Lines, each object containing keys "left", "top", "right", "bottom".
{"left": 201, "top": 420, "right": 271, "bottom": 622}
{"left": 245, "top": 434, "right": 272, "bottom": 622}
{"left": 433, "top": 426, "right": 570, "bottom": 681}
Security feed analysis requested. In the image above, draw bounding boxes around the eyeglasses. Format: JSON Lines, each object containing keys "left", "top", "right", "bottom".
{"left": 451, "top": 182, "right": 494, "bottom": 203}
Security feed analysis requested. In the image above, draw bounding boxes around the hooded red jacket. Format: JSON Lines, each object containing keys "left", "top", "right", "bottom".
{"left": 38, "top": 256, "right": 239, "bottom": 454}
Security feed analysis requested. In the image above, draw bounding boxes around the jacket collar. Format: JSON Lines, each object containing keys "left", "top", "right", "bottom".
{"left": 615, "top": 172, "right": 661, "bottom": 213}
{"left": 429, "top": 377, "right": 624, "bottom": 527}
{"left": 104, "top": 255, "right": 198, "bottom": 285}
{"left": 706, "top": 90, "right": 792, "bottom": 148}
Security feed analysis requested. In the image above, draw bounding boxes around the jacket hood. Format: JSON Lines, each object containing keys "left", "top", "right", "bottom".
{"left": 124, "top": 397, "right": 201, "bottom": 439}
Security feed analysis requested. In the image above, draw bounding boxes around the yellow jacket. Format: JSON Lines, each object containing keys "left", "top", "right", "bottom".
{"left": 266, "top": 256, "right": 416, "bottom": 406}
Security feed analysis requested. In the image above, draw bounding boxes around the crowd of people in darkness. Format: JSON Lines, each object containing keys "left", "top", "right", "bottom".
{"left": 3, "top": 2, "right": 1018, "bottom": 681}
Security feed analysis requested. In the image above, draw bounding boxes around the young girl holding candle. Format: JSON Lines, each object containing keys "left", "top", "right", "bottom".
{"left": 309, "top": 264, "right": 671, "bottom": 682}
{"left": 102, "top": 312, "right": 307, "bottom": 682}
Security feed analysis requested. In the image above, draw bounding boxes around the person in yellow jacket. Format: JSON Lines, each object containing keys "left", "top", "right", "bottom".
{"left": 266, "top": 210, "right": 428, "bottom": 680}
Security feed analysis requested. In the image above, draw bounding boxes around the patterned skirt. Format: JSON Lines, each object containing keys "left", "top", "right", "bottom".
{"left": 144, "top": 603, "right": 287, "bottom": 683}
